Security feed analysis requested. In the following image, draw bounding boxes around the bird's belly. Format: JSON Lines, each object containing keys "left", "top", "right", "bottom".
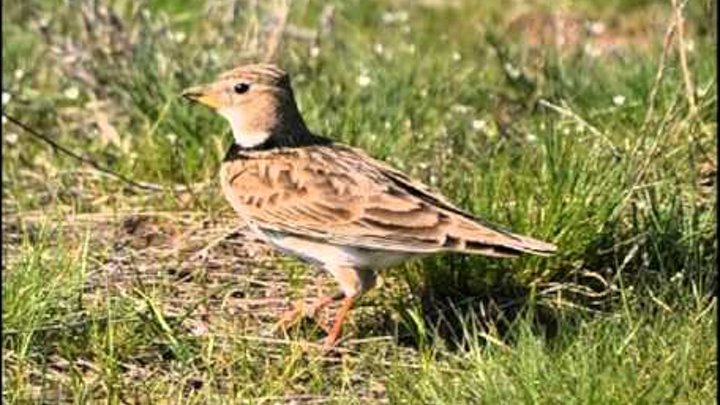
{"left": 262, "top": 231, "right": 414, "bottom": 270}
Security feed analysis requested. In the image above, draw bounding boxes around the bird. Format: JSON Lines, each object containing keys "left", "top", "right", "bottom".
{"left": 182, "top": 63, "right": 557, "bottom": 347}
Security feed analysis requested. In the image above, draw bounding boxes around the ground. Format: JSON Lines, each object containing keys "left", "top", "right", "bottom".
{"left": 2, "top": 0, "right": 716, "bottom": 404}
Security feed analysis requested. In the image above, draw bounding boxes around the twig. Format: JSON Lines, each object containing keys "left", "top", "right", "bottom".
{"left": 478, "top": 331, "right": 513, "bottom": 352}
{"left": 538, "top": 99, "right": 622, "bottom": 159}
{"left": 647, "top": 289, "right": 673, "bottom": 313}
{"left": 3, "top": 315, "right": 139, "bottom": 336}
{"left": 233, "top": 334, "right": 344, "bottom": 351}
{"left": 253, "top": 394, "right": 335, "bottom": 405}
{"left": 318, "top": 4, "right": 336, "bottom": 38}
{"left": 694, "top": 297, "right": 716, "bottom": 322}
{"left": 345, "top": 336, "right": 394, "bottom": 345}
{"left": 3, "top": 113, "right": 169, "bottom": 193}
{"left": 4, "top": 209, "right": 209, "bottom": 224}
{"left": 643, "top": 17, "right": 676, "bottom": 127}
{"left": 189, "top": 224, "right": 247, "bottom": 261}
{"left": 284, "top": 25, "right": 317, "bottom": 41}
{"left": 262, "top": 0, "right": 290, "bottom": 63}
{"left": 671, "top": 0, "right": 697, "bottom": 115}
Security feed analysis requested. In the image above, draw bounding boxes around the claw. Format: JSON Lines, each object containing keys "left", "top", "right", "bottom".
{"left": 272, "top": 299, "right": 307, "bottom": 334}
{"left": 272, "top": 294, "right": 342, "bottom": 335}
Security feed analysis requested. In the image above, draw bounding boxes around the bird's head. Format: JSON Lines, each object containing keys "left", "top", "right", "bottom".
{"left": 182, "top": 63, "right": 308, "bottom": 148}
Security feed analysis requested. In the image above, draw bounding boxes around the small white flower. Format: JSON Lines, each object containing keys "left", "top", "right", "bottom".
{"left": 310, "top": 46, "right": 320, "bottom": 58}
{"left": 685, "top": 39, "right": 695, "bottom": 52}
{"left": 64, "top": 87, "right": 80, "bottom": 100}
{"left": 14, "top": 69, "right": 24, "bottom": 80}
{"left": 452, "top": 52, "right": 461, "bottom": 62}
{"left": 5, "top": 132, "right": 18, "bottom": 144}
{"left": 384, "top": 121, "right": 392, "bottom": 130}
{"left": 381, "top": 11, "right": 409, "bottom": 24}
{"left": 356, "top": 74, "right": 371, "bottom": 88}
{"left": 526, "top": 133, "right": 537, "bottom": 142}
{"left": 1, "top": 116, "right": 6, "bottom": 125}
{"left": 587, "top": 21, "right": 605, "bottom": 35}
{"left": 451, "top": 104, "right": 471, "bottom": 114}
{"left": 174, "top": 31, "right": 187, "bottom": 43}
{"left": 471, "top": 119, "right": 486, "bottom": 131}
{"left": 166, "top": 133, "right": 178, "bottom": 145}
{"left": 612, "top": 95, "right": 626, "bottom": 106}
{"left": 503, "top": 62, "right": 520, "bottom": 79}
{"left": 374, "top": 43, "right": 384, "bottom": 55}
{"left": 2, "top": 92, "right": 11, "bottom": 105}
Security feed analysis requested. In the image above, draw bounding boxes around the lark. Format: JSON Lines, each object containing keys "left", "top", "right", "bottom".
{"left": 183, "top": 63, "right": 557, "bottom": 347}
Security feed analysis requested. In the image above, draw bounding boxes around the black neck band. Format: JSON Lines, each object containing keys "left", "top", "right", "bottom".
{"left": 223, "top": 134, "right": 333, "bottom": 161}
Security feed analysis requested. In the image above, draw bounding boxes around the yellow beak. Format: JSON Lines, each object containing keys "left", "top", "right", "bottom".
{"left": 182, "top": 85, "right": 221, "bottom": 109}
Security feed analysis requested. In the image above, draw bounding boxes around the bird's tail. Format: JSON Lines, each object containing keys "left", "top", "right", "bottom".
{"left": 446, "top": 218, "right": 558, "bottom": 258}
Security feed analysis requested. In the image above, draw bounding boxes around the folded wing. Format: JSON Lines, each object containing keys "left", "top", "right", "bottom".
{"left": 221, "top": 145, "right": 557, "bottom": 257}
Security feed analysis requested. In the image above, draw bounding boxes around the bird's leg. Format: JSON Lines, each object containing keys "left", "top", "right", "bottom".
{"left": 273, "top": 292, "right": 344, "bottom": 333}
{"left": 320, "top": 267, "right": 376, "bottom": 347}
{"left": 323, "top": 295, "right": 355, "bottom": 348}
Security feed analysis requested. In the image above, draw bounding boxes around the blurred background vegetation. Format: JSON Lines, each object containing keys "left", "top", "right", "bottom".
{"left": 2, "top": 0, "right": 716, "bottom": 404}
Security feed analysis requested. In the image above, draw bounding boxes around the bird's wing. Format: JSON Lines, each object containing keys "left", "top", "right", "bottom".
{"left": 221, "top": 144, "right": 556, "bottom": 257}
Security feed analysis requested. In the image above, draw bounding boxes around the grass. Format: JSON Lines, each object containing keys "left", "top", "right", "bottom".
{"left": 2, "top": 0, "right": 716, "bottom": 403}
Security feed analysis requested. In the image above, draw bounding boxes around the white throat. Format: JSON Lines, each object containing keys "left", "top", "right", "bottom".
{"left": 218, "top": 108, "right": 271, "bottom": 148}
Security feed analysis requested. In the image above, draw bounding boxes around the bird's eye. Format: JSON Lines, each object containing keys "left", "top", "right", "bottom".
{"left": 233, "top": 82, "right": 250, "bottom": 94}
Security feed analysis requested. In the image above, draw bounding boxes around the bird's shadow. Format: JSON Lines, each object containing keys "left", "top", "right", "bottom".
{"left": 351, "top": 254, "right": 566, "bottom": 351}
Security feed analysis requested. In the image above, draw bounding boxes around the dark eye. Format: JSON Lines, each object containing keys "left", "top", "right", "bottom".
{"left": 233, "top": 82, "right": 250, "bottom": 94}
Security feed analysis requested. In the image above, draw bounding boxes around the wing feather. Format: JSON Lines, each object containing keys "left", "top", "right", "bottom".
{"left": 221, "top": 144, "right": 556, "bottom": 256}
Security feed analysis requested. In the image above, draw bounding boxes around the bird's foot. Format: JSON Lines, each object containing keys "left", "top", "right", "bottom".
{"left": 271, "top": 300, "right": 308, "bottom": 334}
{"left": 272, "top": 295, "right": 338, "bottom": 335}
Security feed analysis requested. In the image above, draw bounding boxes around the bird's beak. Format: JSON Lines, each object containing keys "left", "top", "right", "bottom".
{"left": 182, "top": 85, "right": 221, "bottom": 109}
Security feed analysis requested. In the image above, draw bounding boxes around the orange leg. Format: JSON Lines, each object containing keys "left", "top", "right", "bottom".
{"left": 273, "top": 293, "right": 343, "bottom": 333}
{"left": 324, "top": 295, "right": 355, "bottom": 348}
